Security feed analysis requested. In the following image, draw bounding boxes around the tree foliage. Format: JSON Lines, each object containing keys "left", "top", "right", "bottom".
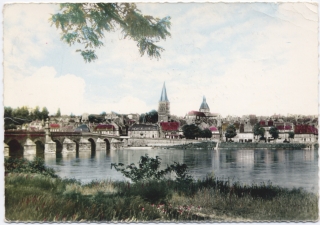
{"left": 288, "top": 131, "right": 295, "bottom": 139}
{"left": 111, "top": 154, "right": 192, "bottom": 183}
{"left": 4, "top": 106, "right": 51, "bottom": 130}
{"left": 253, "top": 123, "right": 265, "bottom": 138}
{"left": 200, "top": 128, "right": 212, "bottom": 139}
{"left": 269, "top": 126, "right": 279, "bottom": 139}
{"left": 182, "top": 124, "right": 201, "bottom": 139}
{"left": 56, "top": 108, "right": 61, "bottom": 117}
{"left": 50, "top": 3, "right": 171, "bottom": 62}
{"left": 225, "top": 124, "right": 237, "bottom": 141}
{"left": 144, "top": 110, "right": 158, "bottom": 123}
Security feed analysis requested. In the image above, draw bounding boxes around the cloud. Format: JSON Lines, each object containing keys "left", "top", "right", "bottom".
{"left": 4, "top": 66, "right": 86, "bottom": 115}
{"left": 3, "top": 3, "right": 318, "bottom": 118}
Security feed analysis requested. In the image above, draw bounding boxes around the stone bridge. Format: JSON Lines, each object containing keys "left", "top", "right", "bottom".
{"left": 4, "top": 120, "right": 122, "bottom": 157}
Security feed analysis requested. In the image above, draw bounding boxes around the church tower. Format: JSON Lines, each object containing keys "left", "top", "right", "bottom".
{"left": 158, "top": 82, "right": 170, "bottom": 122}
{"left": 199, "top": 96, "right": 210, "bottom": 116}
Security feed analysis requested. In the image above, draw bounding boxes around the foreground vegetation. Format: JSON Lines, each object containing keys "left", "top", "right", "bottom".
{"left": 5, "top": 157, "right": 318, "bottom": 222}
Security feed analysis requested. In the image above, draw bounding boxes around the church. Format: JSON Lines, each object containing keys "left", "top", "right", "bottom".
{"left": 158, "top": 83, "right": 180, "bottom": 139}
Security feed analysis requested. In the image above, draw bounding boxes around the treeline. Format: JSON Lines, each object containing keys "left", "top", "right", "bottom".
{"left": 182, "top": 124, "right": 212, "bottom": 139}
{"left": 4, "top": 106, "right": 50, "bottom": 130}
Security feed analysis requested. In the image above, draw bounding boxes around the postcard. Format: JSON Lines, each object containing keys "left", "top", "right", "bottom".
{"left": 3, "top": 2, "right": 319, "bottom": 222}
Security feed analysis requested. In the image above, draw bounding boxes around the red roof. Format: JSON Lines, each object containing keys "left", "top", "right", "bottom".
{"left": 188, "top": 111, "right": 206, "bottom": 117}
{"left": 294, "top": 125, "right": 318, "bottom": 134}
{"left": 268, "top": 120, "right": 273, "bottom": 126}
{"left": 259, "top": 120, "right": 266, "bottom": 126}
{"left": 50, "top": 124, "right": 60, "bottom": 128}
{"left": 209, "top": 126, "right": 218, "bottom": 132}
{"left": 160, "top": 122, "right": 180, "bottom": 131}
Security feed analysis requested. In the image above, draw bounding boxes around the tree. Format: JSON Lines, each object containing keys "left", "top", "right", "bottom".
{"left": 4, "top": 107, "right": 13, "bottom": 118}
{"left": 100, "top": 111, "right": 107, "bottom": 116}
{"left": 200, "top": 128, "right": 212, "bottom": 139}
{"left": 33, "top": 106, "right": 41, "bottom": 120}
{"left": 269, "top": 126, "right": 279, "bottom": 139}
{"left": 253, "top": 123, "right": 265, "bottom": 140}
{"left": 56, "top": 108, "right": 61, "bottom": 117}
{"left": 50, "top": 3, "right": 171, "bottom": 62}
{"left": 225, "top": 124, "right": 237, "bottom": 141}
{"left": 145, "top": 110, "right": 158, "bottom": 123}
{"left": 288, "top": 131, "right": 295, "bottom": 140}
{"left": 41, "top": 107, "right": 49, "bottom": 120}
{"left": 111, "top": 154, "right": 192, "bottom": 183}
{"left": 139, "top": 113, "right": 146, "bottom": 123}
{"left": 13, "top": 106, "right": 29, "bottom": 119}
{"left": 182, "top": 124, "right": 201, "bottom": 139}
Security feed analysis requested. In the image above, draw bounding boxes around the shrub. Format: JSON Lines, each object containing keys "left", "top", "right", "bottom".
{"left": 111, "top": 154, "right": 193, "bottom": 183}
{"left": 5, "top": 157, "right": 57, "bottom": 178}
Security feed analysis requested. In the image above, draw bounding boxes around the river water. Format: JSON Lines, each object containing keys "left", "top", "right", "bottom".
{"left": 42, "top": 148, "right": 318, "bottom": 193}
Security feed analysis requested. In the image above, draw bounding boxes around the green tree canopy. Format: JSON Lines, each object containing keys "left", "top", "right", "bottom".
{"left": 56, "top": 108, "right": 61, "bottom": 117}
{"left": 50, "top": 3, "right": 171, "bottom": 62}
{"left": 182, "top": 124, "right": 201, "bottom": 139}
{"left": 225, "top": 124, "right": 237, "bottom": 141}
{"left": 288, "top": 131, "right": 295, "bottom": 139}
{"left": 200, "top": 128, "right": 212, "bottom": 139}
{"left": 41, "top": 107, "right": 49, "bottom": 120}
{"left": 269, "top": 126, "right": 279, "bottom": 139}
{"left": 145, "top": 110, "right": 158, "bottom": 123}
{"left": 253, "top": 123, "right": 265, "bottom": 138}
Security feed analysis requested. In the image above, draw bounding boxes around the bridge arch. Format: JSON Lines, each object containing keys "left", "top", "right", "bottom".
{"left": 104, "top": 138, "right": 110, "bottom": 151}
{"left": 73, "top": 140, "right": 80, "bottom": 153}
{"left": 88, "top": 138, "right": 96, "bottom": 152}
{"left": 7, "top": 139, "right": 24, "bottom": 158}
{"left": 53, "top": 139, "right": 63, "bottom": 153}
{"left": 35, "top": 140, "right": 45, "bottom": 156}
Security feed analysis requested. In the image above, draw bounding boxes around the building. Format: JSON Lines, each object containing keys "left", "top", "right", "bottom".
{"left": 294, "top": 124, "right": 318, "bottom": 143}
{"left": 158, "top": 82, "right": 170, "bottom": 122}
{"left": 199, "top": 96, "right": 210, "bottom": 116}
{"left": 94, "top": 124, "right": 117, "bottom": 135}
{"left": 209, "top": 126, "right": 220, "bottom": 140}
{"left": 186, "top": 96, "right": 221, "bottom": 125}
{"left": 128, "top": 124, "right": 159, "bottom": 138}
{"left": 160, "top": 122, "right": 180, "bottom": 139}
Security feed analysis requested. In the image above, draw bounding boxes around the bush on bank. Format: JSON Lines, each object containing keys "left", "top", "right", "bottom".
{"left": 5, "top": 157, "right": 319, "bottom": 222}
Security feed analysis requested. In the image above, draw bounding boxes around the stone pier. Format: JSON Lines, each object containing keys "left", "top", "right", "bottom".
{"left": 24, "top": 138, "right": 36, "bottom": 155}
{"left": 62, "top": 138, "right": 76, "bottom": 154}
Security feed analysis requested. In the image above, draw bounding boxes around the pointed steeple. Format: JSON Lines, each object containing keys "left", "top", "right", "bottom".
{"left": 159, "top": 82, "right": 169, "bottom": 102}
{"left": 200, "top": 96, "right": 210, "bottom": 110}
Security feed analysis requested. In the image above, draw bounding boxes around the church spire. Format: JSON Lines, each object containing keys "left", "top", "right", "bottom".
{"left": 159, "top": 82, "right": 169, "bottom": 102}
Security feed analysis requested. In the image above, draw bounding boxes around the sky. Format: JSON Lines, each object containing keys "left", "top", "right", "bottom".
{"left": 3, "top": 2, "right": 319, "bottom": 117}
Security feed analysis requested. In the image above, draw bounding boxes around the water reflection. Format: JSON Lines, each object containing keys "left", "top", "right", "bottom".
{"left": 37, "top": 148, "right": 319, "bottom": 193}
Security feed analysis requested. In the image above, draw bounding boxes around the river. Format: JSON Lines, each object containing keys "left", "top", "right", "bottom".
{"left": 42, "top": 148, "right": 318, "bottom": 193}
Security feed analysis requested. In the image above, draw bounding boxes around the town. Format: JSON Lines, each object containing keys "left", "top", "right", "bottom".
{"left": 4, "top": 82, "right": 318, "bottom": 157}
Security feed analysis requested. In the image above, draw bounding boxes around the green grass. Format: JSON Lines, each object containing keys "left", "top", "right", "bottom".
{"left": 5, "top": 173, "right": 318, "bottom": 222}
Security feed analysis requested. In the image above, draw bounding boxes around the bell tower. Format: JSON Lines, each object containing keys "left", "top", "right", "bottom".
{"left": 158, "top": 82, "right": 170, "bottom": 122}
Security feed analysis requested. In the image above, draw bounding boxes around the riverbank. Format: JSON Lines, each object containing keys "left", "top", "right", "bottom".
{"left": 126, "top": 138, "right": 316, "bottom": 150}
{"left": 5, "top": 158, "right": 318, "bottom": 222}
{"left": 218, "top": 142, "right": 310, "bottom": 150}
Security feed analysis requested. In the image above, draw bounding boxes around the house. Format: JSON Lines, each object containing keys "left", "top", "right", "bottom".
{"left": 160, "top": 121, "right": 180, "bottom": 139}
{"left": 94, "top": 124, "right": 117, "bottom": 135}
{"left": 128, "top": 124, "right": 159, "bottom": 138}
{"left": 50, "top": 123, "right": 60, "bottom": 132}
{"left": 294, "top": 124, "right": 318, "bottom": 143}
{"left": 209, "top": 126, "right": 220, "bottom": 140}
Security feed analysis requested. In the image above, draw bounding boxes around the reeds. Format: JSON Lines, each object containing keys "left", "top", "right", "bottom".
{"left": 5, "top": 173, "right": 318, "bottom": 221}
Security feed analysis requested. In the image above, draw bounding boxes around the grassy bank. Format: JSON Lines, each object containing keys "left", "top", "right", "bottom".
{"left": 5, "top": 158, "right": 318, "bottom": 222}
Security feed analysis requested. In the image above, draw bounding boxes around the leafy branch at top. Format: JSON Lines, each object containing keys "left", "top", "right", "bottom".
{"left": 50, "top": 3, "right": 171, "bottom": 62}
